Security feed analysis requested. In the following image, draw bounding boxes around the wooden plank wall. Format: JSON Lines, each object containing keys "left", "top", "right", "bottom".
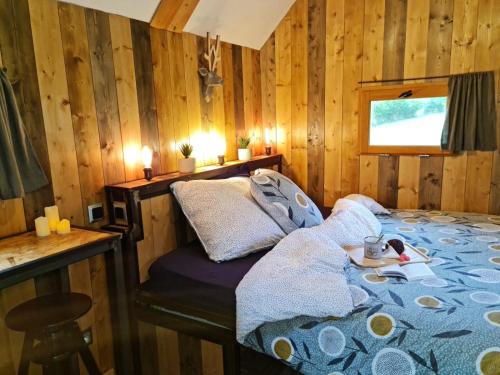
{"left": 0, "top": 0, "right": 263, "bottom": 373}
{"left": 270, "top": 0, "right": 499, "bottom": 213}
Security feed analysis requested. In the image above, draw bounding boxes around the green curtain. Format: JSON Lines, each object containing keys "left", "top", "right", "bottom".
{"left": 0, "top": 69, "right": 48, "bottom": 200}
{"left": 441, "top": 71, "right": 497, "bottom": 152}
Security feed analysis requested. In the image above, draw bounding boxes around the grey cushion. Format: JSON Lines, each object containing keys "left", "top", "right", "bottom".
{"left": 250, "top": 169, "right": 324, "bottom": 234}
{"left": 171, "top": 177, "right": 285, "bottom": 262}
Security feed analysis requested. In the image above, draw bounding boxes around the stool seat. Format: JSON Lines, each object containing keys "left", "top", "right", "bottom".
{"left": 5, "top": 293, "right": 92, "bottom": 332}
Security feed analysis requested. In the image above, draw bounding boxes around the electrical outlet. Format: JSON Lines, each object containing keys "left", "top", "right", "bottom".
{"left": 82, "top": 328, "right": 93, "bottom": 345}
{"left": 88, "top": 203, "right": 104, "bottom": 223}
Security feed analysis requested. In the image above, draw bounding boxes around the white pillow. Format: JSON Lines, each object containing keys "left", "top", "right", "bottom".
{"left": 171, "top": 177, "right": 285, "bottom": 262}
{"left": 344, "top": 194, "right": 390, "bottom": 215}
{"left": 323, "top": 198, "right": 382, "bottom": 247}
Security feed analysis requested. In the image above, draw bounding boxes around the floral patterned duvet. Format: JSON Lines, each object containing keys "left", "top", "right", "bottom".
{"left": 243, "top": 210, "right": 500, "bottom": 375}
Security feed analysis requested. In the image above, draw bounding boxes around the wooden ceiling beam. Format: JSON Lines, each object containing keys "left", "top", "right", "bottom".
{"left": 150, "top": 0, "right": 200, "bottom": 32}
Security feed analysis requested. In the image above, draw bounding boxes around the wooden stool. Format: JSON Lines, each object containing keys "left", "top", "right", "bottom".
{"left": 5, "top": 293, "right": 100, "bottom": 375}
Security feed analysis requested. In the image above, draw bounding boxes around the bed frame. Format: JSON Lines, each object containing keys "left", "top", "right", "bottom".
{"left": 103, "top": 154, "right": 286, "bottom": 374}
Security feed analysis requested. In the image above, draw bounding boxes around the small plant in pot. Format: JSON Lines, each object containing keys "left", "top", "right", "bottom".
{"left": 237, "top": 137, "right": 252, "bottom": 161}
{"left": 178, "top": 143, "right": 196, "bottom": 173}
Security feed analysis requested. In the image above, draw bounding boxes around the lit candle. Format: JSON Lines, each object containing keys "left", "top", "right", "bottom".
{"left": 35, "top": 217, "right": 50, "bottom": 237}
{"left": 44, "top": 205, "right": 60, "bottom": 232}
{"left": 264, "top": 128, "right": 272, "bottom": 155}
{"left": 56, "top": 219, "right": 71, "bottom": 235}
{"left": 142, "top": 145, "right": 153, "bottom": 180}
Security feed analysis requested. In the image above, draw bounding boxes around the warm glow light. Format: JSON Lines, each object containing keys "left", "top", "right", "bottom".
{"left": 142, "top": 145, "right": 153, "bottom": 168}
{"left": 124, "top": 144, "right": 140, "bottom": 166}
{"left": 265, "top": 128, "right": 271, "bottom": 145}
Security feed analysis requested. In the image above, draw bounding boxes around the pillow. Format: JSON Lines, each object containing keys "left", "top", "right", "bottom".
{"left": 171, "top": 177, "right": 285, "bottom": 262}
{"left": 344, "top": 194, "right": 390, "bottom": 215}
{"left": 249, "top": 169, "right": 324, "bottom": 234}
{"left": 322, "top": 199, "right": 382, "bottom": 248}
{"left": 332, "top": 198, "right": 382, "bottom": 235}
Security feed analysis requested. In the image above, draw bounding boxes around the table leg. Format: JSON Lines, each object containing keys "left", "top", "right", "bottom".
{"left": 105, "top": 240, "right": 134, "bottom": 375}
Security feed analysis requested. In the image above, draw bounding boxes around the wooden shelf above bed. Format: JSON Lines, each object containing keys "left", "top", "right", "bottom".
{"left": 106, "top": 154, "right": 282, "bottom": 198}
{"left": 103, "top": 154, "right": 283, "bottom": 241}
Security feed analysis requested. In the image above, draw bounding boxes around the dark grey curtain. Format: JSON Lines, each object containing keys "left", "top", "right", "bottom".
{"left": 0, "top": 69, "right": 48, "bottom": 200}
{"left": 441, "top": 71, "right": 497, "bottom": 152}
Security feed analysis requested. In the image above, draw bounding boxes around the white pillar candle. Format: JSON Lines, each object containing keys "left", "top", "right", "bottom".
{"left": 56, "top": 219, "right": 71, "bottom": 235}
{"left": 44, "top": 205, "right": 60, "bottom": 232}
{"left": 35, "top": 217, "right": 50, "bottom": 237}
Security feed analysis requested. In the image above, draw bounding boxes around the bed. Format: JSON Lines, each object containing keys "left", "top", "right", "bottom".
{"left": 241, "top": 209, "right": 500, "bottom": 375}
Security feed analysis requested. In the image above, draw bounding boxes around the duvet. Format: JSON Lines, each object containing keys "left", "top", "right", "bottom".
{"left": 240, "top": 210, "right": 500, "bottom": 375}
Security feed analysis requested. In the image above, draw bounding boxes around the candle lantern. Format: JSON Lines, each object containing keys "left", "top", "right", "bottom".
{"left": 142, "top": 145, "right": 153, "bottom": 180}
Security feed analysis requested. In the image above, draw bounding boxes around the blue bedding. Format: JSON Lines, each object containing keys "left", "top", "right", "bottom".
{"left": 243, "top": 210, "right": 500, "bottom": 375}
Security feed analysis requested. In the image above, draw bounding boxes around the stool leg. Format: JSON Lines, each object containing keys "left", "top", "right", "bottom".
{"left": 69, "top": 325, "right": 100, "bottom": 375}
{"left": 18, "top": 332, "right": 34, "bottom": 375}
{"left": 78, "top": 345, "right": 100, "bottom": 375}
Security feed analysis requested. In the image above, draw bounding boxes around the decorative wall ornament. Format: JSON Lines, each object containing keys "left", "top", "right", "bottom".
{"left": 199, "top": 32, "right": 224, "bottom": 103}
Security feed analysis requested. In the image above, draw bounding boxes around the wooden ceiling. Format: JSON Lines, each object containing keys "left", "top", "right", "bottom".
{"left": 150, "top": 0, "right": 199, "bottom": 32}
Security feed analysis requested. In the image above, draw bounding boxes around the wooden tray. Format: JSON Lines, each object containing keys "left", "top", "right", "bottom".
{"left": 345, "top": 242, "right": 431, "bottom": 268}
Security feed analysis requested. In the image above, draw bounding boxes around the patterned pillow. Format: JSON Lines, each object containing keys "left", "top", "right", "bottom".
{"left": 250, "top": 169, "right": 324, "bottom": 234}
{"left": 171, "top": 177, "right": 285, "bottom": 262}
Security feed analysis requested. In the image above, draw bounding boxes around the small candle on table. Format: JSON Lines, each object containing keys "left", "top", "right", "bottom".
{"left": 264, "top": 128, "right": 272, "bottom": 155}
{"left": 44, "top": 205, "right": 60, "bottom": 232}
{"left": 56, "top": 219, "right": 71, "bottom": 235}
{"left": 35, "top": 217, "right": 50, "bottom": 237}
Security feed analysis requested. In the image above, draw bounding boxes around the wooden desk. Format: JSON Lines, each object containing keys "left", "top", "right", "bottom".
{"left": 0, "top": 228, "right": 133, "bottom": 375}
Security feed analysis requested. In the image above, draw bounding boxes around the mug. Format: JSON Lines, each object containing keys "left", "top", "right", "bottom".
{"left": 364, "top": 236, "right": 388, "bottom": 259}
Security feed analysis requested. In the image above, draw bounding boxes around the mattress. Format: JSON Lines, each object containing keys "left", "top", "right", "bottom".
{"left": 243, "top": 209, "right": 500, "bottom": 375}
{"left": 137, "top": 241, "right": 269, "bottom": 329}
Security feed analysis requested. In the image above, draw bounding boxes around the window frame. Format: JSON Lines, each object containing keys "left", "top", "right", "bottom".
{"left": 359, "top": 82, "right": 449, "bottom": 155}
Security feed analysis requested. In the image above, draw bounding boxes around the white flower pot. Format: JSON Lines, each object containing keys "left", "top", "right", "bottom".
{"left": 238, "top": 148, "right": 252, "bottom": 161}
{"left": 178, "top": 157, "right": 196, "bottom": 173}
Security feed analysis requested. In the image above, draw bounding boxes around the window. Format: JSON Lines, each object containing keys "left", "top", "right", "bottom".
{"left": 359, "top": 83, "right": 449, "bottom": 155}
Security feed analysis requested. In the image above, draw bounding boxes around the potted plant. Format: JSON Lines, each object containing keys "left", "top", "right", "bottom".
{"left": 178, "top": 143, "right": 196, "bottom": 173}
{"left": 237, "top": 137, "right": 252, "bottom": 161}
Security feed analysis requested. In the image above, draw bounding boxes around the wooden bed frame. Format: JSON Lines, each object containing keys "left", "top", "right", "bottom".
{"left": 103, "top": 154, "right": 288, "bottom": 374}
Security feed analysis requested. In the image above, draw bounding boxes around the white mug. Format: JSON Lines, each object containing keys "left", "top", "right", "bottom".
{"left": 364, "top": 236, "right": 389, "bottom": 259}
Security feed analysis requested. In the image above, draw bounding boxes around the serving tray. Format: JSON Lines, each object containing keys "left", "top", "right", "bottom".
{"left": 345, "top": 242, "right": 431, "bottom": 268}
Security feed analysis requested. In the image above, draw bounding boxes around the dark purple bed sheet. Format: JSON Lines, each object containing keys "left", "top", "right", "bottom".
{"left": 148, "top": 240, "right": 269, "bottom": 290}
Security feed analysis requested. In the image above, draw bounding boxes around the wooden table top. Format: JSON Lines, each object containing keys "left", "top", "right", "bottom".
{"left": 0, "top": 228, "right": 119, "bottom": 274}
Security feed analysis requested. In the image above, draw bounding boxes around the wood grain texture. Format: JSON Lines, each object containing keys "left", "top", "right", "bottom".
{"left": 275, "top": 13, "right": 293, "bottom": 178}
{"left": 449, "top": 0, "right": 479, "bottom": 74}
{"left": 109, "top": 14, "right": 143, "bottom": 181}
{"left": 0, "top": 0, "right": 53, "bottom": 228}
{"left": 150, "top": 27, "right": 177, "bottom": 174}
{"left": 232, "top": 46, "right": 246, "bottom": 144}
{"left": 464, "top": 152, "right": 493, "bottom": 213}
{"left": 418, "top": 156, "right": 444, "bottom": 210}
{"left": 29, "top": 0, "right": 84, "bottom": 224}
{"left": 131, "top": 20, "right": 161, "bottom": 174}
{"left": 59, "top": 3, "right": 106, "bottom": 226}
{"left": 150, "top": 0, "right": 199, "bottom": 33}
{"left": 291, "top": 0, "right": 309, "bottom": 191}
{"left": 324, "top": 0, "right": 344, "bottom": 206}
{"left": 261, "top": 34, "right": 277, "bottom": 155}
{"left": 404, "top": 0, "right": 430, "bottom": 78}
{"left": 178, "top": 333, "right": 202, "bottom": 375}
{"left": 359, "top": 155, "right": 379, "bottom": 199}
{"left": 85, "top": 8, "right": 126, "bottom": 185}
{"left": 378, "top": 155, "right": 399, "bottom": 208}
{"left": 221, "top": 43, "right": 237, "bottom": 161}
{"left": 156, "top": 327, "right": 180, "bottom": 375}
{"left": 0, "top": 200, "right": 26, "bottom": 238}
{"left": 362, "top": 0, "right": 385, "bottom": 83}
{"left": 341, "top": 0, "right": 363, "bottom": 196}
{"left": 397, "top": 156, "right": 421, "bottom": 209}
{"left": 307, "top": 0, "right": 326, "bottom": 204}
{"left": 426, "top": 0, "right": 454, "bottom": 76}
{"left": 382, "top": 0, "right": 407, "bottom": 81}
{"left": 201, "top": 341, "right": 223, "bottom": 375}
{"left": 441, "top": 154, "right": 467, "bottom": 211}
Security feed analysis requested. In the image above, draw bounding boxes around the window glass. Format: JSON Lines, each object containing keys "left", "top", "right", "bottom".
{"left": 369, "top": 97, "right": 447, "bottom": 146}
